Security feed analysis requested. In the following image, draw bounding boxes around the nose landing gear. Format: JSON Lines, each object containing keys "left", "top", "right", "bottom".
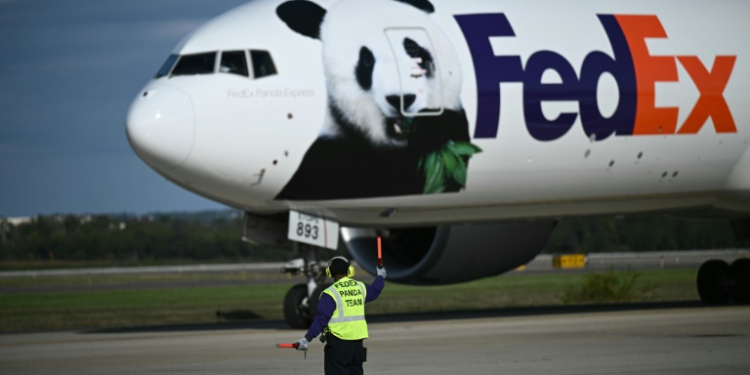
{"left": 697, "top": 258, "right": 750, "bottom": 305}
{"left": 281, "top": 243, "right": 332, "bottom": 329}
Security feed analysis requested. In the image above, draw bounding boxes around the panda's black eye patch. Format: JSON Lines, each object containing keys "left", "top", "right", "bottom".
{"left": 403, "top": 37, "right": 434, "bottom": 78}
{"left": 360, "top": 47, "right": 374, "bottom": 68}
{"left": 403, "top": 38, "right": 420, "bottom": 57}
{"left": 356, "top": 46, "right": 375, "bottom": 91}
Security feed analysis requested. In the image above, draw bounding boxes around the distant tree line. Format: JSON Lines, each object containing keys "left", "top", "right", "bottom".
{"left": 0, "top": 210, "right": 742, "bottom": 264}
{"left": 543, "top": 216, "right": 739, "bottom": 253}
{"left": 0, "top": 211, "right": 290, "bottom": 264}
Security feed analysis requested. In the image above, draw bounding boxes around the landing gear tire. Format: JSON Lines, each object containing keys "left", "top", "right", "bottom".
{"left": 697, "top": 259, "right": 731, "bottom": 305}
{"left": 284, "top": 283, "right": 312, "bottom": 329}
{"left": 729, "top": 258, "right": 750, "bottom": 304}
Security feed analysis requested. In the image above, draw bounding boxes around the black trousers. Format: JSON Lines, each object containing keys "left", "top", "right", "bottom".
{"left": 324, "top": 336, "right": 365, "bottom": 375}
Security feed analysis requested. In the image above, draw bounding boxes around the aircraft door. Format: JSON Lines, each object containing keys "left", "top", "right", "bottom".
{"left": 384, "top": 28, "right": 443, "bottom": 117}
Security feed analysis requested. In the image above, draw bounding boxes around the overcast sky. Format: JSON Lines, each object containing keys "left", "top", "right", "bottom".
{"left": 0, "top": 0, "right": 254, "bottom": 217}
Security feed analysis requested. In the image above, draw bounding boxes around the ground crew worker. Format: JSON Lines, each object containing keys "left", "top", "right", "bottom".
{"left": 295, "top": 256, "right": 386, "bottom": 375}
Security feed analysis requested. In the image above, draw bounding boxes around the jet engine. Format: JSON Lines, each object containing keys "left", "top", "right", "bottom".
{"left": 341, "top": 220, "right": 557, "bottom": 284}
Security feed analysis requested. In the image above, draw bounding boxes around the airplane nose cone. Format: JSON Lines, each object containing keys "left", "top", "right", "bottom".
{"left": 126, "top": 85, "right": 195, "bottom": 170}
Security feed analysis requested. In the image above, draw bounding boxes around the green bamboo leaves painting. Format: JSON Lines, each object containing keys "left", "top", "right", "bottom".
{"left": 418, "top": 140, "right": 482, "bottom": 194}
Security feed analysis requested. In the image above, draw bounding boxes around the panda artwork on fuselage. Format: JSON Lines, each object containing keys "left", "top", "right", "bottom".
{"left": 275, "top": 0, "right": 481, "bottom": 200}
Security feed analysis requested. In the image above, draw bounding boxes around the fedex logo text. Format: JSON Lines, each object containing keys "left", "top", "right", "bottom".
{"left": 455, "top": 13, "right": 737, "bottom": 141}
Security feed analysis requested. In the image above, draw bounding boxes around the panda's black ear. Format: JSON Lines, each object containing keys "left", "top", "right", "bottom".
{"left": 394, "top": 0, "right": 434, "bottom": 13}
{"left": 276, "top": 0, "right": 327, "bottom": 39}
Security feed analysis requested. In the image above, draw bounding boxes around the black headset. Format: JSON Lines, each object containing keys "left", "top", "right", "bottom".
{"left": 326, "top": 256, "right": 355, "bottom": 278}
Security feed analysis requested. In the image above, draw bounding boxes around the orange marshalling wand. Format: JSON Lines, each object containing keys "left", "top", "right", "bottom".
{"left": 276, "top": 343, "right": 299, "bottom": 349}
{"left": 276, "top": 343, "right": 306, "bottom": 359}
{"left": 377, "top": 236, "right": 383, "bottom": 268}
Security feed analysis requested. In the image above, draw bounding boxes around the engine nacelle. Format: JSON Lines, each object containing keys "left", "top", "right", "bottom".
{"left": 341, "top": 221, "right": 557, "bottom": 285}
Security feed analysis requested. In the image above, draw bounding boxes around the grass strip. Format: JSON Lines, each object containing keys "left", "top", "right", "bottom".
{"left": 0, "top": 269, "right": 698, "bottom": 332}
{"left": 0, "top": 271, "right": 296, "bottom": 288}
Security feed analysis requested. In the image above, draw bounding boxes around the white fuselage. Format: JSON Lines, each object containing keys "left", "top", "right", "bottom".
{"left": 127, "top": 0, "right": 750, "bottom": 227}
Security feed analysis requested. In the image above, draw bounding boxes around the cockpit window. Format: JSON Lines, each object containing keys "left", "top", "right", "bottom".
{"left": 155, "top": 54, "right": 178, "bottom": 79}
{"left": 171, "top": 52, "right": 217, "bottom": 76}
{"left": 219, "top": 51, "right": 249, "bottom": 77}
{"left": 250, "top": 50, "right": 277, "bottom": 78}
{"left": 156, "top": 50, "right": 274, "bottom": 79}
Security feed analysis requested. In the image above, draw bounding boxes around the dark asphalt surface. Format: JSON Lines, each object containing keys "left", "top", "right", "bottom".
{"left": 1, "top": 303, "right": 748, "bottom": 375}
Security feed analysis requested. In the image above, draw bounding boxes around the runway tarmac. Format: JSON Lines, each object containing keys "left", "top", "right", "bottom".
{"left": 1, "top": 304, "right": 748, "bottom": 375}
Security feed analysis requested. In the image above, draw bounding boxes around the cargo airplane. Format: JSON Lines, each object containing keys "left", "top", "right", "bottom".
{"left": 126, "top": 0, "right": 750, "bottom": 327}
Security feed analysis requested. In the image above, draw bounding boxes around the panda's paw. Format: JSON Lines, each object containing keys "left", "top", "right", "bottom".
{"left": 385, "top": 116, "right": 411, "bottom": 142}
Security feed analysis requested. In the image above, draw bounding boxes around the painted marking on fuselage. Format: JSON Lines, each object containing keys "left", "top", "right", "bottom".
{"left": 455, "top": 13, "right": 737, "bottom": 141}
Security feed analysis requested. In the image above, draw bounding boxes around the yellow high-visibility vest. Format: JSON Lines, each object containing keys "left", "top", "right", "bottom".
{"left": 322, "top": 277, "right": 368, "bottom": 340}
